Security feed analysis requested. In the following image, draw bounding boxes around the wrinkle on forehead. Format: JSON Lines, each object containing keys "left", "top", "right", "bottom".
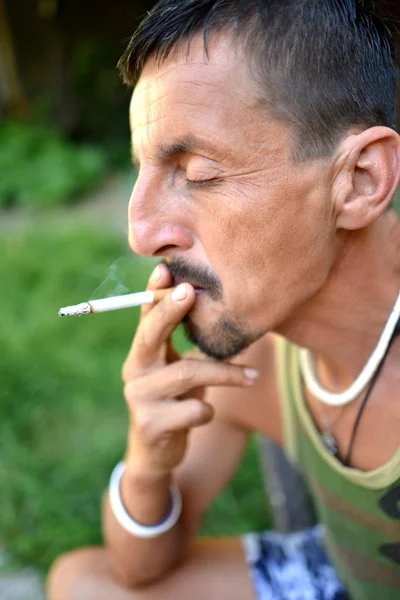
{"left": 131, "top": 57, "right": 230, "bottom": 122}
{"left": 130, "top": 34, "right": 259, "bottom": 125}
{"left": 131, "top": 75, "right": 234, "bottom": 133}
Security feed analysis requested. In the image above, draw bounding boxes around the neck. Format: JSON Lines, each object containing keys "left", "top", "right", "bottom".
{"left": 276, "top": 210, "right": 400, "bottom": 390}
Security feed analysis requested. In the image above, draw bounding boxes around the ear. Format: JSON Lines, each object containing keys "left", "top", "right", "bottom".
{"left": 332, "top": 127, "right": 400, "bottom": 230}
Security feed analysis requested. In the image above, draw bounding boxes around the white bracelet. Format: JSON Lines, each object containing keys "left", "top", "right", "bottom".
{"left": 109, "top": 462, "right": 182, "bottom": 539}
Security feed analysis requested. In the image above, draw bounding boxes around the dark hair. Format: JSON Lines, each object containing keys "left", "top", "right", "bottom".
{"left": 118, "top": 0, "right": 399, "bottom": 159}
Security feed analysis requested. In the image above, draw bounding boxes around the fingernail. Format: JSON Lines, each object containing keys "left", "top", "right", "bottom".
{"left": 244, "top": 368, "right": 259, "bottom": 380}
{"left": 171, "top": 283, "right": 188, "bottom": 301}
{"left": 151, "top": 265, "right": 161, "bottom": 282}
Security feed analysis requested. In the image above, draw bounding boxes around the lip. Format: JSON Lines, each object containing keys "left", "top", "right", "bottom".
{"left": 194, "top": 288, "right": 206, "bottom": 297}
{"left": 173, "top": 278, "right": 205, "bottom": 294}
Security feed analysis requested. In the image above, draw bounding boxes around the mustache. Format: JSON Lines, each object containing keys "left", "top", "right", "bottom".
{"left": 163, "top": 258, "right": 223, "bottom": 302}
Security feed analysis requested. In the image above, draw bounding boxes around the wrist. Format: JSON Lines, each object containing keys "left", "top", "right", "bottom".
{"left": 120, "top": 460, "right": 172, "bottom": 526}
{"left": 124, "top": 437, "right": 172, "bottom": 481}
{"left": 123, "top": 456, "right": 172, "bottom": 487}
{"left": 109, "top": 462, "right": 182, "bottom": 537}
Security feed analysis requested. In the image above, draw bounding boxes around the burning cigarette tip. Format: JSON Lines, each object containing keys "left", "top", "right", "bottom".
{"left": 58, "top": 302, "right": 92, "bottom": 317}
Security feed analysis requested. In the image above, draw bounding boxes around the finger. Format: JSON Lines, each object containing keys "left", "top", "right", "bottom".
{"left": 181, "top": 349, "right": 208, "bottom": 361}
{"left": 125, "top": 359, "right": 260, "bottom": 403}
{"left": 130, "top": 283, "right": 196, "bottom": 371}
{"left": 136, "top": 400, "right": 214, "bottom": 442}
{"left": 177, "top": 348, "right": 208, "bottom": 383}
{"left": 140, "top": 263, "right": 172, "bottom": 320}
{"left": 123, "top": 264, "right": 175, "bottom": 382}
{"left": 156, "top": 399, "right": 214, "bottom": 432}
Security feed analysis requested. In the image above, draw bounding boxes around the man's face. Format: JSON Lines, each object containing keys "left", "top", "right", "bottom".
{"left": 129, "top": 35, "right": 335, "bottom": 359}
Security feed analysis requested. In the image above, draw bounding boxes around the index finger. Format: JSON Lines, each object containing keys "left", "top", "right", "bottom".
{"left": 131, "top": 282, "right": 196, "bottom": 371}
{"left": 142, "top": 262, "right": 180, "bottom": 364}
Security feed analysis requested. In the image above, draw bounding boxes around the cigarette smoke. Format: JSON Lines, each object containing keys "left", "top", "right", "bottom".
{"left": 90, "top": 256, "right": 140, "bottom": 300}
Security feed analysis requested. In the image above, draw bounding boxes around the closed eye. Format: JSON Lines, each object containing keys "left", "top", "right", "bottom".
{"left": 186, "top": 178, "right": 222, "bottom": 190}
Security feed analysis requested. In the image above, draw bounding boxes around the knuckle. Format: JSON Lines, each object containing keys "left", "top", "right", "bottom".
{"left": 122, "top": 360, "right": 136, "bottom": 384}
{"left": 177, "top": 360, "right": 196, "bottom": 383}
{"left": 123, "top": 380, "right": 136, "bottom": 402}
{"left": 222, "top": 363, "right": 240, "bottom": 382}
{"left": 134, "top": 408, "right": 154, "bottom": 440}
{"left": 123, "top": 379, "right": 147, "bottom": 408}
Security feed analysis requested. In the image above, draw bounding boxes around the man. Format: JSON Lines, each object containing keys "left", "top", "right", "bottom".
{"left": 47, "top": 1, "right": 400, "bottom": 599}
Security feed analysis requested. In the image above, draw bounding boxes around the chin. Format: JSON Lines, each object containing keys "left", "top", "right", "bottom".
{"left": 182, "top": 313, "right": 263, "bottom": 361}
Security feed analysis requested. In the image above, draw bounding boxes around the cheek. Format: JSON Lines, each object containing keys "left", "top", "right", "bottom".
{"left": 198, "top": 205, "right": 273, "bottom": 311}
{"left": 198, "top": 184, "right": 332, "bottom": 323}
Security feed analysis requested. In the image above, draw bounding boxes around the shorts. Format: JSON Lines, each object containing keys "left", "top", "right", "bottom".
{"left": 241, "top": 525, "right": 350, "bottom": 600}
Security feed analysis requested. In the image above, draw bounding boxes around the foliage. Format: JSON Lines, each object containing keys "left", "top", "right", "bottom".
{"left": 70, "top": 40, "right": 132, "bottom": 166}
{"left": 0, "top": 219, "right": 269, "bottom": 573}
{"left": 0, "top": 122, "right": 107, "bottom": 209}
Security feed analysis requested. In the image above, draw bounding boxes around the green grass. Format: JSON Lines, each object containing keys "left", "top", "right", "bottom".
{"left": 0, "top": 217, "right": 269, "bottom": 574}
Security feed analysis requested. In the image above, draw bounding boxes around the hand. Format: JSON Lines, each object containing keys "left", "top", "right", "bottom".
{"left": 122, "top": 263, "right": 259, "bottom": 476}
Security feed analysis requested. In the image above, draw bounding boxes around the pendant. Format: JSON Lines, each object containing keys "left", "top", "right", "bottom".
{"left": 321, "top": 431, "right": 338, "bottom": 456}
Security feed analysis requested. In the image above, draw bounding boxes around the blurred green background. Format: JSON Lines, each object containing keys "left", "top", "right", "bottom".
{"left": 1, "top": 0, "right": 399, "bottom": 582}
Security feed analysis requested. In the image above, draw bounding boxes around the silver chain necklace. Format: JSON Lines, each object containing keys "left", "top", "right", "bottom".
{"left": 318, "top": 403, "right": 345, "bottom": 456}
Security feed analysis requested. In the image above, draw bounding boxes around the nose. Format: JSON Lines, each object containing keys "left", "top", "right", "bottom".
{"left": 128, "top": 174, "right": 194, "bottom": 258}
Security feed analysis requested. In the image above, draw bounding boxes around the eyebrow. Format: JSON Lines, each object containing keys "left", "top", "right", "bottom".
{"left": 131, "top": 134, "right": 216, "bottom": 171}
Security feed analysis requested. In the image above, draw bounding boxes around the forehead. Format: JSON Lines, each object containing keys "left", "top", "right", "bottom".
{"left": 131, "top": 36, "right": 247, "bottom": 116}
{"left": 129, "top": 35, "right": 277, "bottom": 157}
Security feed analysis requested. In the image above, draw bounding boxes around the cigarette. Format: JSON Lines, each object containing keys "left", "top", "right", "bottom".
{"left": 58, "top": 288, "right": 173, "bottom": 317}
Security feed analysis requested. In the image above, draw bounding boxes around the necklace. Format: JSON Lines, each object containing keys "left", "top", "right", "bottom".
{"left": 299, "top": 289, "right": 400, "bottom": 406}
{"left": 306, "top": 314, "right": 400, "bottom": 465}
{"left": 318, "top": 403, "right": 345, "bottom": 457}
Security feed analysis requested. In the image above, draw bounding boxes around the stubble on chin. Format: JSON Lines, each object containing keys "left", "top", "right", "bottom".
{"left": 182, "top": 313, "right": 262, "bottom": 360}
